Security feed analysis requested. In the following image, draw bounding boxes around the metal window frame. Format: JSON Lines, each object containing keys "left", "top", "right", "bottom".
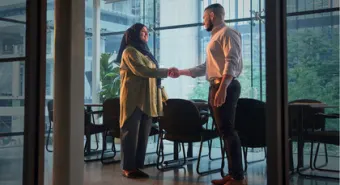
{"left": 23, "top": 0, "right": 47, "bottom": 185}
{"left": 0, "top": 57, "right": 26, "bottom": 63}
{"left": 265, "top": 0, "right": 289, "bottom": 184}
{"left": 0, "top": 17, "right": 26, "bottom": 24}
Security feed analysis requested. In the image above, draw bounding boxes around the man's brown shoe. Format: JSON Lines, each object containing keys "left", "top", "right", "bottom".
{"left": 224, "top": 178, "right": 248, "bottom": 185}
{"left": 211, "top": 175, "right": 233, "bottom": 185}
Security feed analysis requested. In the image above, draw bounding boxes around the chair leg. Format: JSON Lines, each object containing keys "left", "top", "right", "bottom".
{"left": 112, "top": 138, "right": 117, "bottom": 153}
{"left": 208, "top": 140, "right": 212, "bottom": 159}
{"left": 309, "top": 142, "right": 315, "bottom": 170}
{"left": 181, "top": 142, "right": 187, "bottom": 164}
{"left": 145, "top": 133, "right": 173, "bottom": 158}
{"left": 313, "top": 143, "right": 328, "bottom": 169}
{"left": 90, "top": 113, "right": 99, "bottom": 151}
{"left": 207, "top": 139, "right": 223, "bottom": 161}
{"left": 156, "top": 133, "right": 165, "bottom": 171}
{"left": 156, "top": 135, "right": 166, "bottom": 170}
{"left": 289, "top": 139, "right": 295, "bottom": 173}
{"left": 156, "top": 134, "right": 161, "bottom": 156}
{"left": 313, "top": 143, "right": 338, "bottom": 173}
{"left": 45, "top": 123, "right": 53, "bottom": 152}
{"left": 101, "top": 131, "right": 119, "bottom": 165}
{"left": 196, "top": 137, "right": 224, "bottom": 175}
{"left": 298, "top": 153, "right": 339, "bottom": 181}
{"left": 84, "top": 136, "right": 89, "bottom": 153}
{"left": 84, "top": 134, "right": 102, "bottom": 163}
{"left": 100, "top": 131, "right": 107, "bottom": 164}
{"left": 156, "top": 134, "right": 186, "bottom": 171}
{"left": 242, "top": 147, "right": 248, "bottom": 172}
{"left": 246, "top": 147, "right": 267, "bottom": 164}
{"left": 298, "top": 142, "right": 339, "bottom": 180}
{"left": 94, "top": 133, "right": 99, "bottom": 150}
{"left": 324, "top": 143, "right": 329, "bottom": 165}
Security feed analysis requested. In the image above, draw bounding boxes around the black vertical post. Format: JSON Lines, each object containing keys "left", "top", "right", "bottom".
{"left": 265, "top": 0, "right": 289, "bottom": 184}
{"left": 23, "top": 0, "right": 47, "bottom": 185}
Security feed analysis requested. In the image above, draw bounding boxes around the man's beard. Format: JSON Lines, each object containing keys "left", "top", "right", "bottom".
{"left": 205, "top": 20, "right": 214, "bottom": 32}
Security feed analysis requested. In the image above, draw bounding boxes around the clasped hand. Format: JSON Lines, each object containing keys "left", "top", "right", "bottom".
{"left": 168, "top": 67, "right": 180, "bottom": 78}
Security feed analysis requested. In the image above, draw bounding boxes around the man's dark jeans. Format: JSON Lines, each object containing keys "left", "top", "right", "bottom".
{"left": 208, "top": 79, "right": 244, "bottom": 180}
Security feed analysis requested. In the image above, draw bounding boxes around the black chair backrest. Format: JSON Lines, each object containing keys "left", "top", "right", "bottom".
{"left": 235, "top": 98, "right": 266, "bottom": 147}
{"left": 190, "top": 99, "right": 209, "bottom": 111}
{"left": 47, "top": 99, "right": 92, "bottom": 130}
{"left": 289, "top": 99, "right": 325, "bottom": 130}
{"left": 47, "top": 100, "right": 53, "bottom": 123}
{"left": 103, "top": 98, "right": 120, "bottom": 131}
{"left": 159, "top": 99, "right": 203, "bottom": 135}
{"left": 84, "top": 108, "right": 92, "bottom": 126}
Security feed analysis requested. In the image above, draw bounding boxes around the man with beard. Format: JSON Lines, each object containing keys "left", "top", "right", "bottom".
{"left": 169, "top": 3, "right": 246, "bottom": 185}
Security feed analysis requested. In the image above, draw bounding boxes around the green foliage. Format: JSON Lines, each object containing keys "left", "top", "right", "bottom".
{"left": 287, "top": 28, "right": 339, "bottom": 105}
{"left": 99, "top": 53, "right": 120, "bottom": 103}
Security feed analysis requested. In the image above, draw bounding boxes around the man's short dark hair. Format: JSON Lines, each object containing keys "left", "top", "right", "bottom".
{"left": 204, "top": 3, "right": 225, "bottom": 17}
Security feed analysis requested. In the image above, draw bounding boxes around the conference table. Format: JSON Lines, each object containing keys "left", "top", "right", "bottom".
{"left": 288, "top": 102, "right": 338, "bottom": 173}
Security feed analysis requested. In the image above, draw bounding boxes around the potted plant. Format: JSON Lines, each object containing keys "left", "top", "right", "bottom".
{"left": 98, "top": 53, "right": 120, "bottom": 143}
{"left": 99, "top": 53, "right": 121, "bottom": 102}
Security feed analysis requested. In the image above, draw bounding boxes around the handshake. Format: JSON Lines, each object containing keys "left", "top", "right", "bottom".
{"left": 167, "top": 67, "right": 181, "bottom": 78}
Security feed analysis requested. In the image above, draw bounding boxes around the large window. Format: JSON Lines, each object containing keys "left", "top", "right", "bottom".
{"left": 0, "top": 1, "right": 26, "bottom": 184}
{"left": 284, "top": 1, "right": 340, "bottom": 157}
{"left": 153, "top": 0, "right": 266, "bottom": 101}
{"left": 94, "top": 0, "right": 269, "bottom": 102}
{"left": 97, "top": 0, "right": 339, "bottom": 154}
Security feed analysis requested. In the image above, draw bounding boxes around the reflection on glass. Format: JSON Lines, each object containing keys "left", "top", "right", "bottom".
{"left": 99, "top": 0, "right": 155, "bottom": 32}
{"left": 0, "top": 135, "right": 24, "bottom": 184}
{"left": 0, "top": 0, "right": 27, "bottom": 21}
{"left": 287, "top": 11, "right": 339, "bottom": 157}
{"left": 0, "top": 61, "right": 25, "bottom": 185}
{"left": 157, "top": 0, "right": 201, "bottom": 27}
{"left": 0, "top": 21, "right": 26, "bottom": 59}
{"left": 292, "top": 0, "right": 339, "bottom": 13}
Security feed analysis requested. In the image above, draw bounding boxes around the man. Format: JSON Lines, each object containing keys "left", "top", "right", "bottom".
{"left": 169, "top": 3, "right": 246, "bottom": 185}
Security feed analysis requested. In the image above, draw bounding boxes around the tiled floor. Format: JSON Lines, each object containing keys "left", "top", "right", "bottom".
{"left": 1, "top": 142, "right": 339, "bottom": 185}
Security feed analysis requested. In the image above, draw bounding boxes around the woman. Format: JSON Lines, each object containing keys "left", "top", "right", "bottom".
{"left": 116, "top": 23, "right": 174, "bottom": 178}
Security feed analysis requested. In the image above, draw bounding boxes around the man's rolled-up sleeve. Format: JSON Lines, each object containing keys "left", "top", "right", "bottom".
{"left": 188, "top": 62, "right": 206, "bottom": 78}
{"left": 222, "top": 35, "right": 241, "bottom": 77}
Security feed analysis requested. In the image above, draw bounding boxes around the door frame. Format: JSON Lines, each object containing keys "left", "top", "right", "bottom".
{"left": 265, "top": 0, "right": 290, "bottom": 184}
{"left": 23, "top": 0, "right": 47, "bottom": 185}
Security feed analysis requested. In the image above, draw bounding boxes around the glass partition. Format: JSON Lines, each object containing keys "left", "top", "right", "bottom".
{"left": 0, "top": 0, "right": 26, "bottom": 184}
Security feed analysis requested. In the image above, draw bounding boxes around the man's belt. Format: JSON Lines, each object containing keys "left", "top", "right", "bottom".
{"left": 209, "top": 77, "right": 236, "bottom": 86}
